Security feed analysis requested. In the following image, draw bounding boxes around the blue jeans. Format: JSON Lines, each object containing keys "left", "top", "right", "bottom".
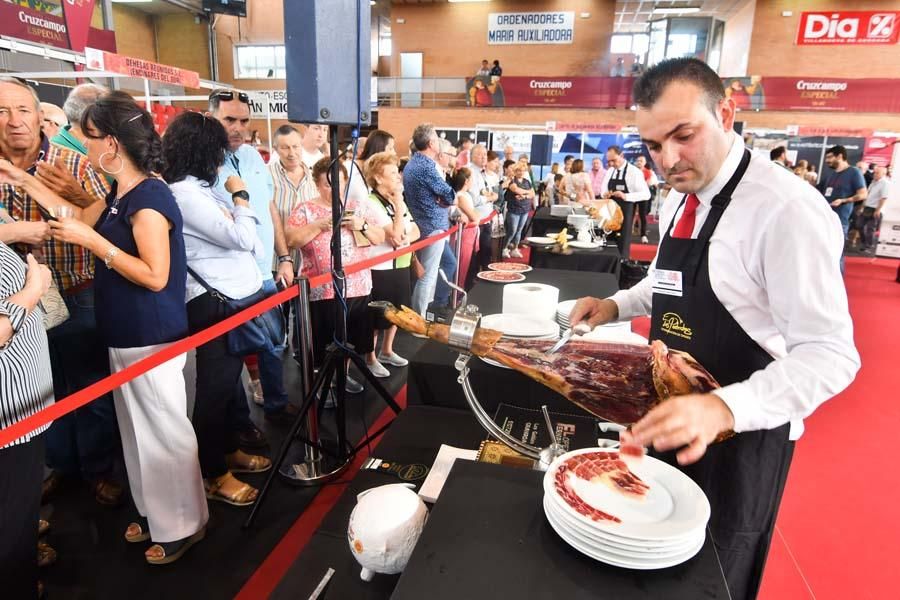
{"left": 232, "top": 278, "right": 289, "bottom": 429}
{"left": 433, "top": 239, "right": 458, "bottom": 308}
{"left": 411, "top": 231, "right": 446, "bottom": 315}
{"left": 504, "top": 211, "right": 529, "bottom": 248}
{"left": 45, "top": 287, "right": 118, "bottom": 478}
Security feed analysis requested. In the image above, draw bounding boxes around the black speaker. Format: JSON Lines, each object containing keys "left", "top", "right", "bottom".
{"left": 283, "top": 0, "right": 371, "bottom": 126}
{"left": 530, "top": 134, "right": 553, "bottom": 165}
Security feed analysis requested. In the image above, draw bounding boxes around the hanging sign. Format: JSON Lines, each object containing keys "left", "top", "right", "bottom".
{"left": 796, "top": 11, "right": 900, "bottom": 45}
{"left": 85, "top": 48, "right": 200, "bottom": 88}
{"left": 487, "top": 12, "right": 574, "bottom": 45}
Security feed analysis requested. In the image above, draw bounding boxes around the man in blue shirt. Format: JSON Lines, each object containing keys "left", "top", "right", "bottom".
{"left": 822, "top": 145, "right": 867, "bottom": 239}
{"left": 209, "top": 90, "right": 297, "bottom": 443}
{"left": 403, "top": 123, "right": 457, "bottom": 316}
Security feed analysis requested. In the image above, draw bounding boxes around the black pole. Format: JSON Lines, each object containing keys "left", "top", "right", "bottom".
{"left": 328, "top": 125, "right": 348, "bottom": 455}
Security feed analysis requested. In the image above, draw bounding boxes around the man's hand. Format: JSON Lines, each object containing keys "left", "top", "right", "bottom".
{"left": 568, "top": 297, "right": 618, "bottom": 329}
{"left": 874, "top": 208, "right": 882, "bottom": 219}
{"left": 629, "top": 393, "right": 735, "bottom": 465}
{"left": 276, "top": 260, "right": 295, "bottom": 287}
{"left": 6, "top": 221, "right": 52, "bottom": 245}
{"left": 611, "top": 191, "right": 626, "bottom": 201}
{"left": 24, "top": 253, "right": 52, "bottom": 297}
{"left": 224, "top": 175, "right": 247, "bottom": 195}
{"left": 830, "top": 198, "right": 843, "bottom": 208}
{"left": 35, "top": 161, "right": 94, "bottom": 208}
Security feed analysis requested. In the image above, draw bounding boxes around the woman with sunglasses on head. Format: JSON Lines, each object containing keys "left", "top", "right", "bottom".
{"left": 162, "top": 111, "right": 272, "bottom": 508}
{"left": 0, "top": 91, "right": 208, "bottom": 565}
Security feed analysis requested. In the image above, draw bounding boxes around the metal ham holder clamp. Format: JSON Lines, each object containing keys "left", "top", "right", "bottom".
{"left": 441, "top": 271, "right": 565, "bottom": 471}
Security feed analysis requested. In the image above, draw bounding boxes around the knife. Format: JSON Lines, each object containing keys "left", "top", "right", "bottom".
{"left": 547, "top": 323, "right": 591, "bottom": 355}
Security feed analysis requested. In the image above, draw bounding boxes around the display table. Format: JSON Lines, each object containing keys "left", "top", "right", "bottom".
{"left": 529, "top": 206, "right": 571, "bottom": 237}
{"left": 407, "top": 268, "right": 618, "bottom": 415}
{"left": 529, "top": 243, "right": 621, "bottom": 276}
{"left": 271, "top": 406, "right": 730, "bottom": 599}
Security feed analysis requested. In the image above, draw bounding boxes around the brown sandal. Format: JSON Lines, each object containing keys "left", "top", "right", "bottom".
{"left": 92, "top": 478, "right": 124, "bottom": 507}
{"left": 125, "top": 517, "right": 151, "bottom": 543}
{"left": 37, "top": 542, "right": 57, "bottom": 568}
{"left": 38, "top": 519, "right": 50, "bottom": 537}
{"left": 144, "top": 527, "right": 206, "bottom": 566}
{"left": 204, "top": 475, "right": 258, "bottom": 507}
{"left": 225, "top": 452, "right": 272, "bottom": 474}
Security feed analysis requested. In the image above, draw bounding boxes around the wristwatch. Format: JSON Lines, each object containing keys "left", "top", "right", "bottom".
{"left": 359, "top": 222, "right": 369, "bottom": 233}
{"left": 232, "top": 190, "right": 250, "bottom": 202}
{"left": 277, "top": 255, "right": 293, "bottom": 264}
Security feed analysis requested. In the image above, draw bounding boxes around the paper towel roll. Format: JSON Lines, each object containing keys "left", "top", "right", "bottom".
{"left": 502, "top": 283, "right": 560, "bottom": 321}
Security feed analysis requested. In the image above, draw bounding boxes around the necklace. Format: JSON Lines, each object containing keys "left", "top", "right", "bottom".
{"left": 111, "top": 174, "right": 147, "bottom": 215}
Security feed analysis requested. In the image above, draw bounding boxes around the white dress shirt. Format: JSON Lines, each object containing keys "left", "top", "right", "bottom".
{"left": 865, "top": 177, "right": 890, "bottom": 209}
{"left": 468, "top": 165, "right": 497, "bottom": 218}
{"left": 600, "top": 162, "right": 651, "bottom": 203}
{"left": 608, "top": 133, "right": 860, "bottom": 440}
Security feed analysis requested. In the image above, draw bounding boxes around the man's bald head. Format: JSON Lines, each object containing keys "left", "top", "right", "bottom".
{"left": 63, "top": 83, "right": 108, "bottom": 133}
{"left": 40, "top": 102, "right": 67, "bottom": 138}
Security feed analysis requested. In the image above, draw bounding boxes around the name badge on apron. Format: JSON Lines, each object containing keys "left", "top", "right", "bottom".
{"left": 616, "top": 184, "right": 626, "bottom": 191}
{"left": 652, "top": 268, "right": 683, "bottom": 297}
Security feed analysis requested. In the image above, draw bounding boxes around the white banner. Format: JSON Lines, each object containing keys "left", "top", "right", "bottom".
{"left": 488, "top": 12, "right": 574, "bottom": 45}
{"left": 248, "top": 90, "right": 288, "bottom": 120}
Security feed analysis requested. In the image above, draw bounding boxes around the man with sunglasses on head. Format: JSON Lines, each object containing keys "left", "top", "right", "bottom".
{"left": 207, "top": 89, "right": 298, "bottom": 445}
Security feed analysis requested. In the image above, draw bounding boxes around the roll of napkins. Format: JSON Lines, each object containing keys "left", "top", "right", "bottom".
{"left": 502, "top": 283, "right": 560, "bottom": 321}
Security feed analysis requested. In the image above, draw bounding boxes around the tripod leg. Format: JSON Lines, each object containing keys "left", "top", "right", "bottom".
{"left": 347, "top": 351, "right": 403, "bottom": 414}
{"left": 243, "top": 354, "right": 338, "bottom": 529}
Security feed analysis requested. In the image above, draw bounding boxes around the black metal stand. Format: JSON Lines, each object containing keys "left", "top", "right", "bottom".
{"left": 244, "top": 126, "right": 402, "bottom": 528}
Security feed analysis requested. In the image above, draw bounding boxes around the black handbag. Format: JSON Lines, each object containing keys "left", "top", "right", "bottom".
{"left": 186, "top": 266, "right": 284, "bottom": 356}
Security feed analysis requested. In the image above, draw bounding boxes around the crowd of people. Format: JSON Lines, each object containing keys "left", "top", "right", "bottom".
{"left": 0, "top": 76, "right": 530, "bottom": 595}
{"left": 770, "top": 144, "right": 893, "bottom": 254}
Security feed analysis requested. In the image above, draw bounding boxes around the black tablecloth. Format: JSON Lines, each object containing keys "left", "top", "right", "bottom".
{"left": 529, "top": 243, "right": 621, "bottom": 276}
{"left": 407, "top": 269, "right": 618, "bottom": 415}
{"left": 272, "top": 406, "right": 729, "bottom": 600}
{"left": 529, "top": 206, "right": 571, "bottom": 237}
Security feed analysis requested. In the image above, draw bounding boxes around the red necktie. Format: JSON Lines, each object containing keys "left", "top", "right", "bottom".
{"left": 672, "top": 193, "right": 699, "bottom": 239}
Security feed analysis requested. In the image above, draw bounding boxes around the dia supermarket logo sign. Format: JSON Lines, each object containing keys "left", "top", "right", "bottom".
{"left": 797, "top": 11, "right": 900, "bottom": 45}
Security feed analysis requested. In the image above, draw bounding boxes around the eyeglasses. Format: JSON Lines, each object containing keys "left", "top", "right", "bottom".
{"left": 209, "top": 90, "right": 250, "bottom": 104}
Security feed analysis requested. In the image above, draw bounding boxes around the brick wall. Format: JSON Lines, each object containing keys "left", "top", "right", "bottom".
{"left": 748, "top": 0, "right": 900, "bottom": 77}
{"left": 112, "top": 4, "right": 156, "bottom": 62}
{"left": 391, "top": 0, "right": 616, "bottom": 78}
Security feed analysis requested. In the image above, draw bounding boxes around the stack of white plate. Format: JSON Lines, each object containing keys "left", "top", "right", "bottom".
{"left": 543, "top": 448, "right": 710, "bottom": 570}
{"left": 478, "top": 313, "right": 559, "bottom": 368}
{"left": 556, "top": 300, "right": 632, "bottom": 334}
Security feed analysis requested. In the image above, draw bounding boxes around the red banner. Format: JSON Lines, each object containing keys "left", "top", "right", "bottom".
{"left": 862, "top": 136, "right": 898, "bottom": 167}
{"left": 61, "top": 0, "right": 96, "bottom": 53}
{"left": 486, "top": 76, "right": 900, "bottom": 113}
{"left": 85, "top": 48, "right": 201, "bottom": 88}
{"left": 0, "top": 2, "right": 115, "bottom": 53}
{"left": 796, "top": 11, "right": 900, "bottom": 45}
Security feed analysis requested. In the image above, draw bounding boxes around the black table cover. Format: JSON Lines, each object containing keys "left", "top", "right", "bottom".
{"left": 272, "top": 406, "right": 729, "bottom": 600}
{"left": 529, "top": 206, "right": 570, "bottom": 237}
{"left": 407, "top": 269, "right": 618, "bottom": 415}
{"left": 529, "top": 243, "right": 621, "bottom": 276}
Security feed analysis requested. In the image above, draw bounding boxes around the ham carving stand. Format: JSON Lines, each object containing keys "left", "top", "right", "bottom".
{"left": 440, "top": 272, "right": 566, "bottom": 471}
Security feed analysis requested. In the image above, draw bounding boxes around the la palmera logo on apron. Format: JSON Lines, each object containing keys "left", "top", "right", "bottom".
{"left": 661, "top": 312, "right": 693, "bottom": 340}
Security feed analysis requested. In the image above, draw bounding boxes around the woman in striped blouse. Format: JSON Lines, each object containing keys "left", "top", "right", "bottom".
{"left": 0, "top": 244, "right": 54, "bottom": 599}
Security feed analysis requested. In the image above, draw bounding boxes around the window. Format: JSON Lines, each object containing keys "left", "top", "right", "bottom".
{"left": 610, "top": 34, "right": 633, "bottom": 54}
{"left": 234, "top": 45, "right": 285, "bottom": 79}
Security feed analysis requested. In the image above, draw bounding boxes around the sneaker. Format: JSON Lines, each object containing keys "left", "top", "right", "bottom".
{"left": 502, "top": 248, "right": 511, "bottom": 258}
{"left": 367, "top": 359, "right": 390, "bottom": 378}
{"left": 249, "top": 379, "right": 263, "bottom": 406}
{"left": 641, "top": 235, "right": 649, "bottom": 244}
{"left": 345, "top": 374, "right": 364, "bottom": 394}
{"left": 378, "top": 352, "right": 408, "bottom": 367}
{"left": 510, "top": 248, "right": 523, "bottom": 258}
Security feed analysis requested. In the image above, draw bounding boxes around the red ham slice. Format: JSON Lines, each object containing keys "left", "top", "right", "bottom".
{"left": 554, "top": 451, "right": 651, "bottom": 523}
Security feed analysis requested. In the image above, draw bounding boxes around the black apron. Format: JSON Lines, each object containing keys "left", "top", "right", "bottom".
{"left": 607, "top": 163, "right": 635, "bottom": 259}
{"left": 649, "top": 149, "right": 794, "bottom": 600}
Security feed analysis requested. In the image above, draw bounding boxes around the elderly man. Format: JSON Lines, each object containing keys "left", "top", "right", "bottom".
{"left": 859, "top": 165, "right": 890, "bottom": 252}
{"left": 51, "top": 83, "right": 106, "bottom": 157}
{"left": 404, "top": 123, "right": 457, "bottom": 316}
{"left": 467, "top": 144, "right": 499, "bottom": 282}
{"left": 39, "top": 102, "right": 66, "bottom": 139}
{"left": 0, "top": 77, "right": 122, "bottom": 505}
{"left": 207, "top": 89, "right": 298, "bottom": 437}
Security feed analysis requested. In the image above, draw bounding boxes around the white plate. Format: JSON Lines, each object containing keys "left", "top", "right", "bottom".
{"left": 546, "top": 232, "right": 574, "bottom": 239}
{"left": 543, "top": 448, "right": 710, "bottom": 542}
{"left": 526, "top": 236, "right": 556, "bottom": 245}
{"left": 568, "top": 240, "right": 602, "bottom": 249}
{"left": 478, "top": 356, "right": 511, "bottom": 369}
{"left": 481, "top": 314, "right": 560, "bottom": 339}
{"left": 544, "top": 498, "right": 705, "bottom": 570}
{"left": 477, "top": 271, "right": 526, "bottom": 283}
{"left": 488, "top": 262, "right": 532, "bottom": 273}
{"left": 543, "top": 497, "right": 702, "bottom": 554}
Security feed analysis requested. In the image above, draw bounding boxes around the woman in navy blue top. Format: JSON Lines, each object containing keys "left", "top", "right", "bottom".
{"left": 13, "top": 92, "right": 208, "bottom": 565}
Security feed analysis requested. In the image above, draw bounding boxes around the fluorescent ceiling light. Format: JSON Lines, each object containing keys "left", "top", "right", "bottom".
{"left": 653, "top": 7, "right": 701, "bottom": 15}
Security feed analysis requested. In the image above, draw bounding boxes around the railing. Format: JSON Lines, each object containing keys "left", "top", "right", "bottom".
{"left": 376, "top": 77, "right": 469, "bottom": 108}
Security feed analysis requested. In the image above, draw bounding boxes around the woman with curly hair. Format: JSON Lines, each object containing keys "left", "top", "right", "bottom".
{"left": 162, "top": 111, "right": 273, "bottom": 508}
{"left": 2, "top": 91, "right": 207, "bottom": 564}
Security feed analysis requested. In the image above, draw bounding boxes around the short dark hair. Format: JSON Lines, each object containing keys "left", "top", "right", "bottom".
{"left": 450, "top": 167, "right": 471, "bottom": 192}
{"left": 770, "top": 146, "right": 787, "bottom": 161}
{"left": 633, "top": 57, "right": 725, "bottom": 115}
{"left": 503, "top": 159, "right": 516, "bottom": 171}
{"left": 486, "top": 150, "right": 500, "bottom": 161}
{"left": 273, "top": 124, "right": 300, "bottom": 142}
{"left": 360, "top": 129, "right": 394, "bottom": 160}
{"left": 826, "top": 145, "right": 847, "bottom": 160}
{"left": 162, "top": 112, "right": 229, "bottom": 187}
{"left": 82, "top": 91, "right": 162, "bottom": 175}
{"left": 564, "top": 154, "right": 574, "bottom": 162}
{"left": 607, "top": 145, "right": 623, "bottom": 156}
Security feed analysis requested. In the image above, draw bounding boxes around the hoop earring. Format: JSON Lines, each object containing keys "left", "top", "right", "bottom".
{"left": 99, "top": 152, "right": 124, "bottom": 175}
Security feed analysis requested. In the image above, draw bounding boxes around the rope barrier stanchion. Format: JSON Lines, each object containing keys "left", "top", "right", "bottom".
{"left": 0, "top": 211, "right": 498, "bottom": 449}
